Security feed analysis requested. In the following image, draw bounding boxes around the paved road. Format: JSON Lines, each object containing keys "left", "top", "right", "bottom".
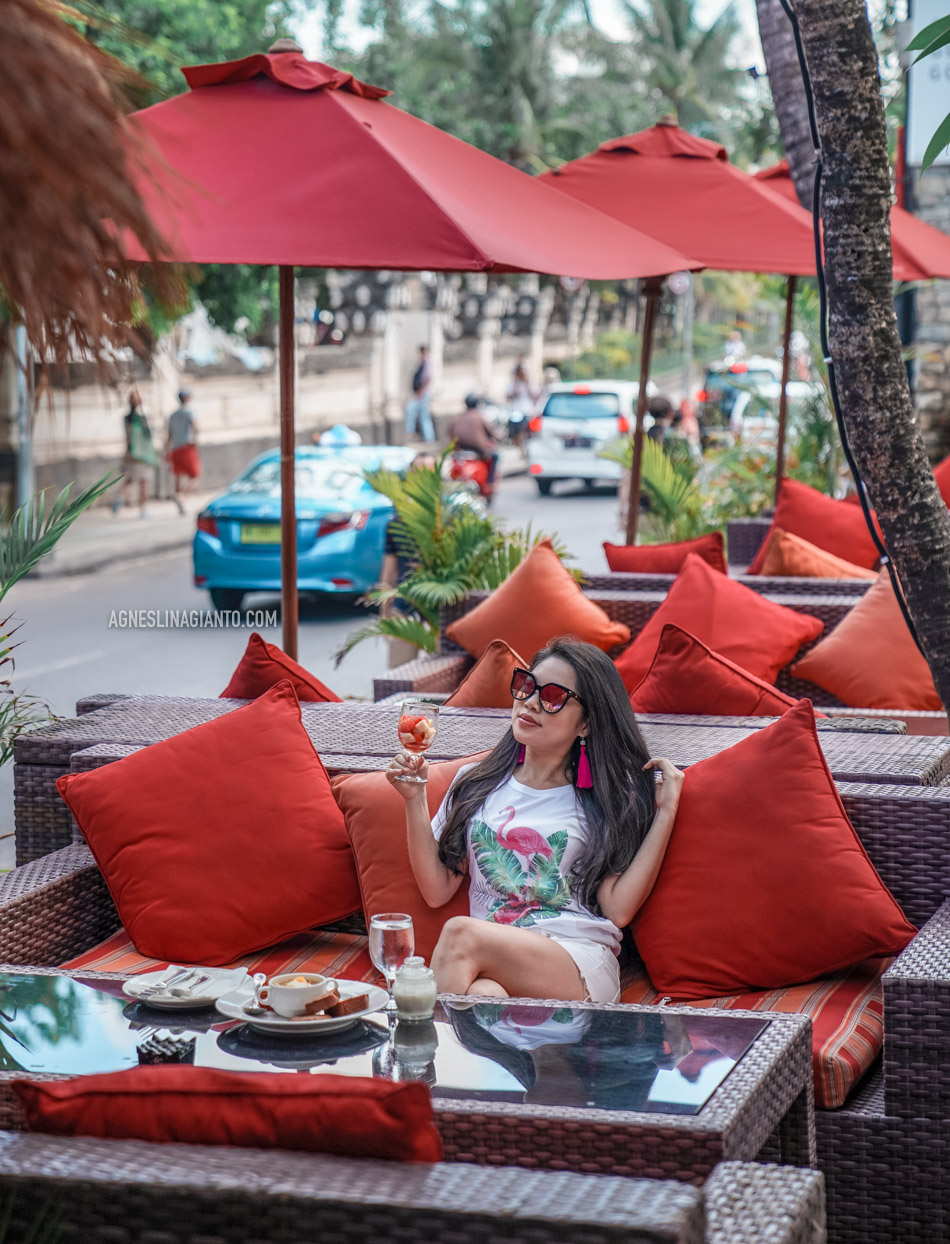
{"left": 2, "top": 474, "right": 621, "bottom": 847}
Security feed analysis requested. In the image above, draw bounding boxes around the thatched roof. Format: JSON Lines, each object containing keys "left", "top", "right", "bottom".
{"left": 0, "top": 0, "right": 176, "bottom": 366}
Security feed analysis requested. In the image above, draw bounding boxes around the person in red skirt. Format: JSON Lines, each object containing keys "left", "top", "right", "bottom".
{"left": 165, "top": 388, "right": 201, "bottom": 515}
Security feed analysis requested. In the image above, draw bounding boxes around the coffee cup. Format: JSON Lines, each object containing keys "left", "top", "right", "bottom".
{"left": 258, "top": 973, "right": 338, "bottom": 1018}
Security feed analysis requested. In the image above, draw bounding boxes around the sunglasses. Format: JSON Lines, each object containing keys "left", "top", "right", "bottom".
{"left": 510, "top": 668, "right": 587, "bottom": 715}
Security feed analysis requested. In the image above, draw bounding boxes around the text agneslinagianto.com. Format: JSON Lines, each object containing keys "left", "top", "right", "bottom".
{"left": 109, "top": 610, "right": 277, "bottom": 629}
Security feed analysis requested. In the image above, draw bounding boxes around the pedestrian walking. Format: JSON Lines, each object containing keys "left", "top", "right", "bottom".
{"left": 112, "top": 389, "right": 159, "bottom": 519}
{"left": 404, "top": 345, "right": 436, "bottom": 442}
{"left": 165, "top": 388, "right": 201, "bottom": 515}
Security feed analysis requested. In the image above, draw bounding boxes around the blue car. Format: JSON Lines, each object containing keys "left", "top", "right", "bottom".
{"left": 193, "top": 445, "right": 415, "bottom": 611}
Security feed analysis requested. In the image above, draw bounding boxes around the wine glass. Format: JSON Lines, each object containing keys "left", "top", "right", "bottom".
{"left": 395, "top": 700, "right": 439, "bottom": 784}
{"left": 369, "top": 912, "right": 415, "bottom": 1013}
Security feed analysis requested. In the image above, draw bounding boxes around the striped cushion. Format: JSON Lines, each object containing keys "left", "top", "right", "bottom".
{"left": 63, "top": 926, "right": 377, "bottom": 984}
{"left": 620, "top": 957, "right": 890, "bottom": 1110}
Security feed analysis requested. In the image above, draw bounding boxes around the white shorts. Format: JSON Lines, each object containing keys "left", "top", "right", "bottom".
{"left": 538, "top": 933, "right": 621, "bottom": 1004}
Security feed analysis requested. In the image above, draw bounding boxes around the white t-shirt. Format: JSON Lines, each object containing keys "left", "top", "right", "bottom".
{"left": 432, "top": 767, "right": 621, "bottom": 955}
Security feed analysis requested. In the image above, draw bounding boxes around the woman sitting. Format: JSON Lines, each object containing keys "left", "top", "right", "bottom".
{"left": 387, "top": 636, "right": 684, "bottom": 1003}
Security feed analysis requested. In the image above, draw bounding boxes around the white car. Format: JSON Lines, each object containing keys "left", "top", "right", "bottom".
{"left": 527, "top": 380, "right": 655, "bottom": 496}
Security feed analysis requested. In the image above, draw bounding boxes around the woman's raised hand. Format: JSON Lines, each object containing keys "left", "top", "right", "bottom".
{"left": 643, "top": 756, "right": 685, "bottom": 816}
{"left": 386, "top": 749, "right": 429, "bottom": 797}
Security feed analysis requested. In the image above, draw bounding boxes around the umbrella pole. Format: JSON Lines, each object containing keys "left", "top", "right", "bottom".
{"left": 774, "top": 274, "right": 796, "bottom": 506}
{"left": 625, "top": 276, "right": 664, "bottom": 545}
{"left": 279, "top": 264, "right": 299, "bottom": 660}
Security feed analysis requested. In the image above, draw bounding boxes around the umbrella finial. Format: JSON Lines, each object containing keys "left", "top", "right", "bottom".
{"left": 268, "top": 37, "right": 303, "bottom": 53}
{"left": 656, "top": 113, "right": 678, "bottom": 127}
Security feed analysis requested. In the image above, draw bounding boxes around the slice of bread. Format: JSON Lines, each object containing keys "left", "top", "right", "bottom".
{"left": 327, "top": 992, "right": 369, "bottom": 1018}
{"left": 302, "top": 986, "right": 341, "bottom": 1015}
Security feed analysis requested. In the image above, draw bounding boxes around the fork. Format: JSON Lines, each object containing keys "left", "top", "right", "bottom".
{"left": 138, "top": 968, "right": 195, "bottom": 1000}
{"left": 169, "top": 973, "right": 212, "bottom": 998}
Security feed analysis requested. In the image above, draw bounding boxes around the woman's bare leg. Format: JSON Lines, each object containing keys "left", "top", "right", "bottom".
{"left": 431, "top": 917, "right": 587, "bottom": 1000}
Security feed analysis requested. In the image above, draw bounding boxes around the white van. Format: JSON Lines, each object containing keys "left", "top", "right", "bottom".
{"left": 527, "top": 380, "right": 653, "bottom": 496}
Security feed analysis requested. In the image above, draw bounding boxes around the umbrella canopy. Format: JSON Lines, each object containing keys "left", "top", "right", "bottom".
{"left": 537, "top": 119, "right": 818, "bottom": 275}
{"left": 755, "top": 160, "right": 950, "bottom": 282}
{"left": 124, "top": 51, "right": 696, "bottom": 278}
{"left": 124, "top": 47, "right": 699, "bottom": 658}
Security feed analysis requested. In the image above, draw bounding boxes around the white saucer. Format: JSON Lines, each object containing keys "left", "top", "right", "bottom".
{"left": 215, "top": 981, "right": 387, "bottom": 1036}
{"left": 123, "top": 967, "right": 249, "bottom": 1011}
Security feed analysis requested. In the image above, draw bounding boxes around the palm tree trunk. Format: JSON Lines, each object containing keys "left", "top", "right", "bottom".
{"left": 754, "top": 0, "right": 815, "bottom": 208}
{"left": 793, "top": 0, "right": 950, "bottom": 714}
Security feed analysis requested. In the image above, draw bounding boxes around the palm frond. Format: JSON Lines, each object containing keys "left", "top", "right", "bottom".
{"left": 0, "top": 473, "right": 119, "bottom": 601}
{"left": 333, "top": 615, "right": 437, "bottom": 667}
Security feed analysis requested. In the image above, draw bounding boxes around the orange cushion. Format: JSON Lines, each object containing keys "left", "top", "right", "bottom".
{"left": 620, "top": 957, "right": 890, "bottom": 1109}
{"left": 14, "top": 1068, "right": 442, "bottom": 1162}
{"left": 747, "top": 479, "right": 880, "bottom": 572}
{"left": 933, "top": 453, "right": 950, "bottom": 505}
{"left": 62, "top": 925, "right": 375, "bottom": 982}
{"left": 333, "top": 755, "right": 489, "bottom": 961}
{"left": 444, "top": 540, "right": 630, "bottom": 660}
{"left": 632, "top": 700, "right": 915, "bottom": 1001}
{"left": 56, "top": 683, "right": 361, "bottom": 965}
{"left": 603, "top": 532, "right": 727, "bottom": 575}
{"left": 791, "top": 571, "right": 942, "bottom": 710}
{"left": 757, "top": 528, "right": 878, "bottom": 581}
{"left": 221, "top": 632, "right": 341, "bottom": 702}
{"left": 444, "top": 640, "right": 526, "bottom": 709}
{"left": 629, "top": 623, "right": 821, "bottom": 717}
{"left": 613, "top": 553, "right": 824, "bottom": 693}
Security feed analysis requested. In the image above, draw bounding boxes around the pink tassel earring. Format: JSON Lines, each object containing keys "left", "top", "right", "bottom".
{"left": 517, "top": 744, "right": 526, "bottom": 764}
{"left": 577, "top": 739, "right": 593, "bottom": 789}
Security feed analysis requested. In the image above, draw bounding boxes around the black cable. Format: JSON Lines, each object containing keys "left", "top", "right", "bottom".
{"left": 777, "top": 0, "right": 924, "bottom": 654}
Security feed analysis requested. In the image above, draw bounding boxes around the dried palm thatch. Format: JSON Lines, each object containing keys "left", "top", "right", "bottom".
{"left": 0, "top": 0, "right": 179, "bottom": 367}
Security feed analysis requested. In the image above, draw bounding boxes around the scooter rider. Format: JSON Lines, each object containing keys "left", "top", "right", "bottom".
{"left": 448, "top": 395, "right": 499, "bottom": 487}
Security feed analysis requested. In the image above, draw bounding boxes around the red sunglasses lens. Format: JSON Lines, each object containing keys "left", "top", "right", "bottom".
{"left": 512, "top": 671, "right": 534, "bottom": 698}
{"left": 539, "top": 685, "right": 568, "bottom": 711}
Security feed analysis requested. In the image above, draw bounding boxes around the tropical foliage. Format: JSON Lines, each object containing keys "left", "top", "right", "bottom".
{"left": 335, "top": 456, "right": 575, "bottom": 661}
{"left": 0, "top": 474, "right": 119, "bottom": 767}
{"left": 906, "top": 14, "right": 950, "bottom": 172}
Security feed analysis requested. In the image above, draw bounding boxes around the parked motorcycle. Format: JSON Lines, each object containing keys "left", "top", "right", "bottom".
{"left": 448, "top": 449, "right": 495, "bottom": 503}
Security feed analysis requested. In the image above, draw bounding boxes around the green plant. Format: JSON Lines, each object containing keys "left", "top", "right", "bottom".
{"left": 334, "top": 456, "right": 575, "bottom": 661}
{"left": 0, "top": 474, "right": 119, "bottom": 765}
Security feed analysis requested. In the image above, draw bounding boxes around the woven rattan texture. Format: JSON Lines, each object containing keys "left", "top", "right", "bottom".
{"left": 0, "top": 846, "right": 118, "bottom": 966}
{"left": 583, "top": 571, "right": 871, "bottom": 598}
{"left": 0, "top": 1133, "right": 708, "bottom": 1244}
{"left": 704, "top": 1161, "right": 826, "bottom": 1244}
{"left": 74, "top": 693, "right": 130, "bottom": 716}
{"left": 726, "top": 517, "right": 774, "bottom": 568}
{"left": 16, "top": 698, "right": 950, "bottom": 863}
{"left": 882, "top": 899, "right": 950, "bottom": 1120}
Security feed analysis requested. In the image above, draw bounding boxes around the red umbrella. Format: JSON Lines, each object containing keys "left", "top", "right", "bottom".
{"left": 756, "top": 160, "right": 950, "bottom": 282}
{"left": 125, "top": 47, "right": 697, "bottom": 655}
{"left": 539, "top": 120, "right": 823, "bottom": 538}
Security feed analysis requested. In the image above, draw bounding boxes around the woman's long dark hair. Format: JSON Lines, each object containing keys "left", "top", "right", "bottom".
{"left": 437, "top": 636, "right": 655, "bottom": 913}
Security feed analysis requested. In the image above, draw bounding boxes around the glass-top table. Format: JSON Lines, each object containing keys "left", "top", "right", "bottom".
{"left": 0, "top": 972, "right": 767, "bottom": 1118}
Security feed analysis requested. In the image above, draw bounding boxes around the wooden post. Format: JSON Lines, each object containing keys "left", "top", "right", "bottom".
{"left": 625, "top": 276, "right": 665, "bottom": 545}
{"left": 774, "top": 273, "right": 796, "bottom": 505}
{"left": 279, "top": 264, "right": 299, "bottom": 660}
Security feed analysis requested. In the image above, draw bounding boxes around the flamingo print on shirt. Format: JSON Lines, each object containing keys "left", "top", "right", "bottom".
{"left": 470, "top": 804, "right": 571, "bottom": 927}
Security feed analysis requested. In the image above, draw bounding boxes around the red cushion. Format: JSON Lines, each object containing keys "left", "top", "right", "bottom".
{"left": 748, "top": 479, "right": 879, "bottom": 572}
{"left": 13, "top": 1067, "right": 442, "bottom": 1162}
{"left": 221, "top": 632, "right": 341, "bottom": 702}
{"left": 603, "top": 533, "right": 727, "bottom": 575}
{"left": 632, "top": 700, "right": 916, "bottom": 1000}
{"left": 613, "top": 553, "right": 824, "bottom": 693}
{"left": 629, "top": 623, "right": 823, "bottom": 717}
{"left": 333, "top": 755, "right": 488, "bottom": 961}
{"left": 620, "top": 956, "right": 890, "bottom": 1109}
{"left": 444, "top": 640, "right": 526, "bottom": 708}
{"left": 56, "top": 682, "right": 361, "bottom": 965}
{"left": 790, "top": 571, "right": 942, "bottom": 710}
{"left": 444, "top": 540, "right": 630, "bottom": 659}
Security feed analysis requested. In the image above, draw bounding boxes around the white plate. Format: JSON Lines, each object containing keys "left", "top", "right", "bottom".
{"left": 123, "top": 968, "right": 249, "bottom": 1011}
{"left": 215, "top": 981, "right": 388, "bottom": 1036}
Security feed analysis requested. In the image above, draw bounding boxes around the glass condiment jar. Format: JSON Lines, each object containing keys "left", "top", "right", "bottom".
{"left": 392, "top": 956, "right": 438, "bottom": 1022}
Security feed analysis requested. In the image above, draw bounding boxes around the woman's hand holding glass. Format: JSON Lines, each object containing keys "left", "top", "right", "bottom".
{"left": 387, "top": 748, "right": 430, "bottom": 795}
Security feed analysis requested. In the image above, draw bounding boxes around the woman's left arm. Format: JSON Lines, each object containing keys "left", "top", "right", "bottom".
{"left": 596, "top": 757, "right": 684, "bottom": 928}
